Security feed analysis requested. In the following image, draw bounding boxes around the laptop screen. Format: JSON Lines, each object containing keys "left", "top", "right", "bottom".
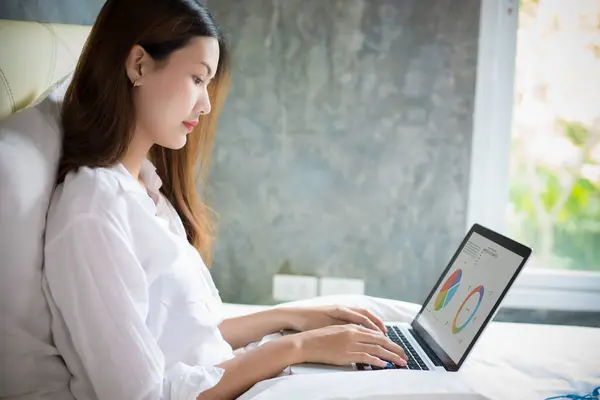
{"left": 414, "top": 230, "right": 525, "bottom": 365}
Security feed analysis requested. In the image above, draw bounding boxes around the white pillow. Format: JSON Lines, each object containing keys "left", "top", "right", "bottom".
{"left": 0, "top": 74, "right": 73, "bottom": 398}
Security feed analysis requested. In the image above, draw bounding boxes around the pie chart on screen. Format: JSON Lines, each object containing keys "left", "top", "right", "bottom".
{"left": 434, "top": 269, "right": 462, "bottom": 311}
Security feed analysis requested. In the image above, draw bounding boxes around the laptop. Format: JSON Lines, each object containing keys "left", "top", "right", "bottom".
{"left": 267, "top": 223, "right": 532, "bottom": 374}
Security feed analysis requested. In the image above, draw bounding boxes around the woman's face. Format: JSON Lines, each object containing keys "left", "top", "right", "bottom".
{"left": 128, "top": 36, "right": 220, "bottom": 150}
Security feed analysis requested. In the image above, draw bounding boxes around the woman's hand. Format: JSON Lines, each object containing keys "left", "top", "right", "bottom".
{"left": 285, "top": 305, "right": 387, "bottom": 334}
{"left": 291, "top": 324, "right": 408, "bottom": 368}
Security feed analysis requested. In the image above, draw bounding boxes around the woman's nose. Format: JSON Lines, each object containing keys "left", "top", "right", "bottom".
{"left": 195, "top": 93, "right": 211, "bottom": 116}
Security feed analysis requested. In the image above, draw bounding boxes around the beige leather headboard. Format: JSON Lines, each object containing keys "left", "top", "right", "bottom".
{"left": 0, "top": 19, "right": 91, "bottom": 120}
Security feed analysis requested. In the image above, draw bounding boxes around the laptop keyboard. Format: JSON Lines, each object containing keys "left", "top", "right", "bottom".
{"left": 364, "top": 325, "right": 430, "bottom": 371}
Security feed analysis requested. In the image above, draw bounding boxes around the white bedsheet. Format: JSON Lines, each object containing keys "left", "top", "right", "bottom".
{"left": 222, "top": 295, "right": 600, "bottom": 400}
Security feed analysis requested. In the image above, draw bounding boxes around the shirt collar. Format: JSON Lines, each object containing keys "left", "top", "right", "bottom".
{"left": 108, "top": 159, "right": 163, "bottom": 206}
{"left": 139, "top": 158, "right": 163, "bottom": 196}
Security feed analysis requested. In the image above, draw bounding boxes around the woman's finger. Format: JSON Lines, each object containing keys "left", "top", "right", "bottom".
{"left": 350, "top": 307, "right": 386, "bottom": 333}
{"left": 352, "top": 343, "right": 407, "bottom": 366}
{"left": 350, "top": 352, "right": 388, "bottom": 368}
{"left": 355, "top": 324, "right": 384, "bottom": 335}
{"left": 340, "top": 308, "right": 381, "bottom": 333}
{"left": 354, "top": 330, "right": 408, "bottom": 361}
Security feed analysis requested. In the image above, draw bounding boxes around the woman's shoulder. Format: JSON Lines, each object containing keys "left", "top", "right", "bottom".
{"left": 45, "top": 166, "right": 130, "bottom": 239}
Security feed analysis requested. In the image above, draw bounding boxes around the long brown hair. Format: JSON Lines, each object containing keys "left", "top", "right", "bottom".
{"left": 59, "top": 0, "right": 231, "bottom": 266}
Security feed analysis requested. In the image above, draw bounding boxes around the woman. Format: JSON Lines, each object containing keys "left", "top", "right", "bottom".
{"left": 42, "top": 0, "right": 408, "bottom": 399}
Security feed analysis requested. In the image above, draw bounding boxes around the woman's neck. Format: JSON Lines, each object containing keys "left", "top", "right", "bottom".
{"left": 120, "top": 132, "right": 153, "bottom": 183}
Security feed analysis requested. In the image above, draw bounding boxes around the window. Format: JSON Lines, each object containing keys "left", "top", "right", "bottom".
{"left": 467, "top": 0, "right": 600, "bottom": 312}
{"left": 509, "top": 0, "right": 600, "bottom": 274}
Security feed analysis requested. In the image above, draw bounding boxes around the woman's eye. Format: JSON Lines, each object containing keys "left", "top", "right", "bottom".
{"left": 193, "top": 76, "right": 204, "bottom": 85}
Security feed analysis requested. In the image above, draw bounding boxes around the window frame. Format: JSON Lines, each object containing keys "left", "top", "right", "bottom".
{"left": 466, "top": 0, "right": 600, "bottom": 312}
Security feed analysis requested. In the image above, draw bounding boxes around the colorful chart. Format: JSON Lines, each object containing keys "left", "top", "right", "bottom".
{"left": 452, "top": 285, "right": 484, "bottom": 334}
{"left": 434, "top": 269, "right": 462, "bottom": 311}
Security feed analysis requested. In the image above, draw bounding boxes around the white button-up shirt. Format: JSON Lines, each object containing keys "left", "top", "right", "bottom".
{"left": 42, "top": 160, "right": 234, "bottom": 400}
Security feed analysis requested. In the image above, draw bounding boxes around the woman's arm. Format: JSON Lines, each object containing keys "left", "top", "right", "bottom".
{"left": 44, "top": 214, "right": 224, "bottom": 399}
{"left": 198, "top": 335, "right": 299, "bottom": 400}
{"left": 219, "top": 305, "right": 387, "bottom": 350}
{"left": 218, "top": 308, "right": 291, "bottom": 349}
{"left": 200, "top": 325, "right": 409, "bottom": 400}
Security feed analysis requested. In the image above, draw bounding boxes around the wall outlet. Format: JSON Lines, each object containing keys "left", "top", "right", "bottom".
{"left": 273, "top": 274, "right": 319, "bottom": 301}
{"left": 319, "top": 277, "right": 365, "bottom": 296}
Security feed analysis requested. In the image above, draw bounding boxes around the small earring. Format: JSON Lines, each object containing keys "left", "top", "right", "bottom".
{"left": 133, "top": 80, "right": 140, "bottom": 87}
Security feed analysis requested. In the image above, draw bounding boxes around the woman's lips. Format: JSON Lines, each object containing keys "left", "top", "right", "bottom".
{"left": 182, "top": 120, "right": 198, "bottom": 131}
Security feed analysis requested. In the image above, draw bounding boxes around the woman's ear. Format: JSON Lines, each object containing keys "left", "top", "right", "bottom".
{"left": 125, "top": 45, "right": 151, "bottom": 86}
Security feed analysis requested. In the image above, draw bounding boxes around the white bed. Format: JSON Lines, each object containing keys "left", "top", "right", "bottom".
{"left": 223, "top": 295, "right": 600, "bottom": 400}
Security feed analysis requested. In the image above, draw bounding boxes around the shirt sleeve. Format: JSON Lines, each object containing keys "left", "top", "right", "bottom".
{"left": 43, "top": 214, "right": 224, "bottom": 400}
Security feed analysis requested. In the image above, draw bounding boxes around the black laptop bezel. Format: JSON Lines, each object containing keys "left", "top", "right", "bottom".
{"left": 410, "top": 223, "right": 532, "bottom": 372}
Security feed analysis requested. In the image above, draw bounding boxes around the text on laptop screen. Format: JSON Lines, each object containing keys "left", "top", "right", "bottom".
{"left": 415, "top": 231, "right": 524, "bottom": 364}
